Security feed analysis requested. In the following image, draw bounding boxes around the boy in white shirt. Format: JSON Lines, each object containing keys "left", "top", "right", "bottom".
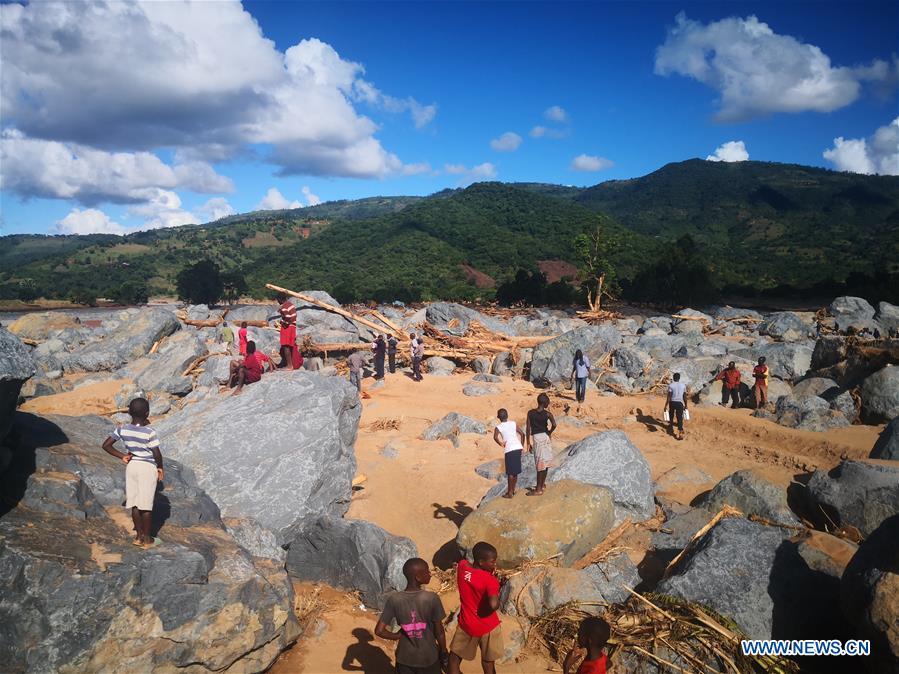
{"left": 493, "top": 408, "right": 525, "bottom": 499}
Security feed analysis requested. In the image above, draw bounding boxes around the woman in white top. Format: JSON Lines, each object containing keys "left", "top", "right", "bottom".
{"left": 493, "top": 408, "right": 525, "bottom": 498}
{"left": 570, "top": 349, "right": 591, "bottom": 409}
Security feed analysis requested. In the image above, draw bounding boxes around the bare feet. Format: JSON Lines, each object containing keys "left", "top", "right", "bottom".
{"left": 502, "top": 492, "right": 514, "bottom": 499}
{"left": 526, "top": 489, "right": 544, "bottom": 496}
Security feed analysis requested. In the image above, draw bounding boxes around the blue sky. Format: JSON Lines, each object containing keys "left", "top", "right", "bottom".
{"left": 0, "top": 0, "right": 896, "bottom": 235}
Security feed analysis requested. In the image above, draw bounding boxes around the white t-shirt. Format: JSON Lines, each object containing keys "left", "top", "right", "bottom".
{"left": 496, "top": 420, "right": 523, "bottom": 452}
{"left": 574, "top": 355, "right": 591, "bottom": 379}
{"left": 668, "top": 381, "right": 687, "bottom": 403}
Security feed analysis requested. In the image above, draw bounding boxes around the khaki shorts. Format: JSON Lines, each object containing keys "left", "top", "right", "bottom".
{"left": 125, "top": 460, "right": 158, "bottom": 511}
{"left": 532, "top": 433, "right": 553, "bottom": 471}
{"left": 450, "top": 624, "right": 504, "bottom": 662}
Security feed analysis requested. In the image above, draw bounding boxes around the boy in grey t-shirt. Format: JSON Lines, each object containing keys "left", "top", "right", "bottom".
{"left": 375, "top": 558, "right": 448, "bottom": 673}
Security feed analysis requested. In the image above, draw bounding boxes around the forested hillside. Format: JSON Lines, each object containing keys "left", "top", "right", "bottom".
{"left": 2, "top": 160, "right": 897, "bottom": 305}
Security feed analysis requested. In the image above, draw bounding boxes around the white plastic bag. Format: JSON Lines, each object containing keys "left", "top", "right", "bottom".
{"left": 663, "top": 409, "right": 670, "bottom": 422}
{"left": 684, "top": 409, "right": 691, "bottom": 421}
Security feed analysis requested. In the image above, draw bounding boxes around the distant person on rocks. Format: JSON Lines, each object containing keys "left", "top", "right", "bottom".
{"left": 375, "top": 557, "right": 448, "bottom": 674}
{"left": 101, "top": 397, "right": 163, "bottom": 547}
{"left": 494, "top": 408, "right": 525, "bottom": 498}
{"left": 229, "top": 341, "right": 271, "bottom": 395}
{"left": 752, "top": 357, "right": 770, "bottom": 409}
{"left": 221, "top": 323, "right": 235, "bottom": 353}
{"left": 387, "top": 334, "right": 399, "bottom": 374}
{"left": 347, "top": 349, "right": 365, "bottom": 393}
{"left": 372, "top": 334, "right": 387, "bottom": 380}
{"left": 238, "top": 321, "right": 248, "bottom": 356}
{"left": 665, "top": 372, "right": 688, "bottom": 440}
{"left": 274, "top": 292, "right": 300, "bottom": 369}
{"left": 410, "top": 333, "right": 424, "bottom": 382}
{"left": 563, "top": 617, "right": 611, "bottom": 674}
{"left": 570, "top": 349, "right": 591, "bottom": 410}
{"left": 714, "top": 361, "right": 742, "bottom": 408}
{"left": 448, "top": 541, "right": 503, "bottom": 674}
{"left": 526, "top": 392, "right": 557, "bottom": 497}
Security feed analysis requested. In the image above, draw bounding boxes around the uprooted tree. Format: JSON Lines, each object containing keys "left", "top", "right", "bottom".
{"left": 574, "top": 217, "right": 620, "bottom": 311}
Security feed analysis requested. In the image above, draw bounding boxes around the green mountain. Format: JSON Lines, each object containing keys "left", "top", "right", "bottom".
{"left": 2, "top": 160, "right": 897, "bottom": 304}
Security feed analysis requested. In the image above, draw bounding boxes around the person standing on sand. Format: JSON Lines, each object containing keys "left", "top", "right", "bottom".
{"left": 373, "top": 334, "right": 387, "bottom": 380}
{"left": 387, "top": 334, "right": 399, "bottom": 374}
{"left": 752, "top": 356, "right": 770, "bottom": 409}
{"left": 347, "top": 349, "right": 365, "bottom": 393}
{"left": 101, "top": 398, "right": 163, "bottom": 547}
{"left": 494, "top": 408, "right": 525, "bottom": 498}
{"left": 448, "top": 542, "right": 504, "bottom": 674}
{"left": 714, "top": 361, "right": 741, "bottom": 408}
{"left": 570, "top": 349, "right": 591, "bottom": 410}
{"left": 375, "top": 557, "right": 448, "bottom": 674}
{"left": 410, "top": 333, "right": 424, "bottom": 382}
{"left": 665, "top": 372, "right": 688, "bottom": 440}
{"left": 526, "top": 392, "right": 557, "bottom": 496}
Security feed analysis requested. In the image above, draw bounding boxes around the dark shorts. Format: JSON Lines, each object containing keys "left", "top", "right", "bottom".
{"left": 504, "top": 449, "right": 522, "bottom": 476}
{"left": 396, "top": 661, "right": 441, "bottom": 674}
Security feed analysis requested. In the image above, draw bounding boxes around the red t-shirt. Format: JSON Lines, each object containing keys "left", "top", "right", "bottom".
{"left": 238, "top": 327, "right": 248, "bottom": 354}
{"left": 244, "top": 351, "right": 270, "bottom": 380}
{"left": 715, "top": 368, "right": 741, "bottom": 389}
{"left": 577, "top": 654, "right": 608, "bottom": 674}
{"left": 456, "top": 560, "right": 500, "bottom": 637}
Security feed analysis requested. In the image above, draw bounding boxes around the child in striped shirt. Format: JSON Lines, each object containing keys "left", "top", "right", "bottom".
{"left": 102, "top": 397, "right": 164, "bottom": 547}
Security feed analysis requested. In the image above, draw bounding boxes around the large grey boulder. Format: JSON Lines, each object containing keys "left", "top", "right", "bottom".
{"left": 462, "top": 382, "right": 499, "bottom": 397}
{"left": 710, "top": 306, "right": 763, "bottom": 322}
{"left": 425, "top": 356, "right": 456, "bottom": 376}
{"left": 135, "top": 331, "right": 207, "bottom": 396}
{"left": 530, "top": 325, "right": 621, "bottom": 386}
{"left": 871, "top": 418, "right": 899, "bottom": 461}
{"left": 860, "top": 366, "right": 899, "bottom": 423}
{"left": 613, "top": 347, "right": 652, "bottom": 379}
{"left": 0, "top": 412, "right": 298, "bottom": 673}
{"left": 157, "top": 372, "right": 361, "bottom": 543}
{"left": 772, "top": 394, "right": 850, "bottom": 432}
{"left": 828, "top": 389, "right": 860, "bottom": 423}
{"left": 500, "top": 551, "right": 638, "bottom": 617}
{"left": 186, "top": 304, "right": 211, "bottom": 321}
{"left": 491, "top": 351, "right": 514, "bottom": 376}
{"left": 876, "top": 302, "right": 899, "bottom": 333}
{"left": 830, "top": 296, "right": 876, "bottom": 332}
{"left": 425, "top": 302, "right": 513, "bottom": 337}
{"left": 757, "top": 342, "right": 813, "bottom": 380}
{"left": 807, "top": 460, "right": 899, "bottom": 537}
{"left": 696, "top": 469, "right": 799, "bottom": 524}
{"left": 841, "top": 514, "right": 899, "bottom": 674}
{"left": 671, "top": 309, "right": 711, "bottom": 335}
{"left": 7, "top": 311, "right": 82, "bottom": 340}
{"left": 482, "top": 431, "right": 654, "bottom": 523}
{"left": 811, "top": 336, "right": 849, "bottom": 371}
{"left": 421, "top": 412, "right": 486, "bottom": 446}
{"left": 659, "top": 518, "right": 853, "bottom": 642}
{"left": 226, "top": 305, "right": 273, "bottom": 323}
{"left": 1, "top": 328, "right": 35, "bottom": 444}
{"left": 636, "top": 334, "right": 687, "bottom": 360}
{"left": 197, "top": 354, "right": 233, "bottom": 387}
{"left": 63, "top": 308, "right": 180, "bottom": 372}
{"left": 758, "top": 312, "right": 812, "bottom": 341}
{"left": 793, "top": 377, "right": 839, "bottom": 399}
{"left": 285, "top": 516, "right": 416, "bottom": 609}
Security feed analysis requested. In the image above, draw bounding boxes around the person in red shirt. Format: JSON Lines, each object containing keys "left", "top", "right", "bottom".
{"left": 563, "top": 617, "right": 611, "bottom": 674}
{"left": 752, "top": 356, "right": 770, "bottom": 409}
{"left": 714, "top": 361, "right": 742, "bottom": 408}
{"left": 238, "top": 322, "right": 248, "bottom": 356}
{"left": 228, "top": 341, "right": 271, "bottom": 395}
{"left": 448, "top": 542, "right": 504, "bottom": 674}
{"left": 274, "top": 292, "right": 300, "bottom": 369}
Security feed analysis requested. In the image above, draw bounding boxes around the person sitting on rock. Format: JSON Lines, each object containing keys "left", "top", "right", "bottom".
{"left": 448, "top": 542, "right": 503, "bottom": 674}
{"left": 101, "top": 397, "right": 163, "bottom": 548}
{"left": 665, "top": 372, "right": 688, "bottom": 440}
{"left": 375, "top": 557, "right": 448, "bottom": 674}
{"left": 526, "top": 392, "right": 557, "bottom": 497}
{"left": 229, "top": 341, "right": 271, "bottom": 395}
{"left": 714, "top": 361, "right": 742, "bottom": 408}
{"left": 752, "top": 356, "right": 770, "bottom": 409}
{"left": 494, "top": 408, "right": 525, "bottom": 499}
{"left": 563, "top": 616, "right": 611, "bottom": 674}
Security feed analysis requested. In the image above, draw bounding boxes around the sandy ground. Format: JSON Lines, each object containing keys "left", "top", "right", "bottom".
{"left": 269, "top": 369, "right": 881, "bottom": 673}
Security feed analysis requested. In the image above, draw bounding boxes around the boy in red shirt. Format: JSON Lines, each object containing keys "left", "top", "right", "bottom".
{"left": 238, "top": 322, "right": 248, "bottom": 356}
{"left": 714, "top": 361, "right": 742, "bottom": 408}
{"left": 448, "top": 542, "right": 504, "bottom": 674}
{"left": 563, "top": 617, "right": 611, "bottom": 674}
{"left": 229, "top": 341, "right": 271, "bottom": 395}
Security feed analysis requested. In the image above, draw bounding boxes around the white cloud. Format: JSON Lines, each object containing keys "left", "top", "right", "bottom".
{"left": 529, "top": 125, "right": 568, "bottom": 139}
{"left": 195, "top": 197, "right": 236, "bottom": 222}
{"left": 654, "top": 12, "right": 896, "bottom": 121}
{"left": 256, "top": 187, "right": 302, "bottom": 211}
{"left": 544, "top": 106, "right": 568, "bottom": 122}
{"left": 706, "top": 140, "right": 750, "bottom": 162}
{"left": 0, "top": 129, "right": 232, "bottom": 204}
{"left": 490, "top": 132, "right": 522, "bottom": 152}
{"left": 401, "top": 162, "right": 433, "bottom": 176}
{"left": 352, "top": 80, "right": 436, "bottom": 129}
{"left": 0, "top": 0, "right": 428, "bottom": 193}
{"left": 301, "top": 186, "right": 321, "bottom": 206}
{"left": 54, "top": 208, "right": 125, "bottom": 235}
{"left": 823, "top": 117, "right": 899, "bottom": 175}
{"left": 570, "top": 154, "right": 614, "bottom": 172}
{"left": 126, "top": 189, "right": 197, "bottom": 230}
{"left": 442, "top": 162, "right": 497, "bottom": 184}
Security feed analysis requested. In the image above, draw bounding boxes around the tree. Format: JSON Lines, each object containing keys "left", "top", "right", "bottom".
{"left": 574, "top": 218, "right": 620, "bottom": 310}
{"left": 115, "top": 281, "right": 149, "bottom": 305}
{"left": 221, "top": 271, "right": 248, "bottom": 305}
{"left": 176, "top": 260, "right": 224, "bottom": 305}
{"left": 70, "top": 288, "right": 98, "bottom": 307}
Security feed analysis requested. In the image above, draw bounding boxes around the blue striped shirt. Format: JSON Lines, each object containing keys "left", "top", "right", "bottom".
{"left": 110, "top": 424, "right": 160, "bottom": 465}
